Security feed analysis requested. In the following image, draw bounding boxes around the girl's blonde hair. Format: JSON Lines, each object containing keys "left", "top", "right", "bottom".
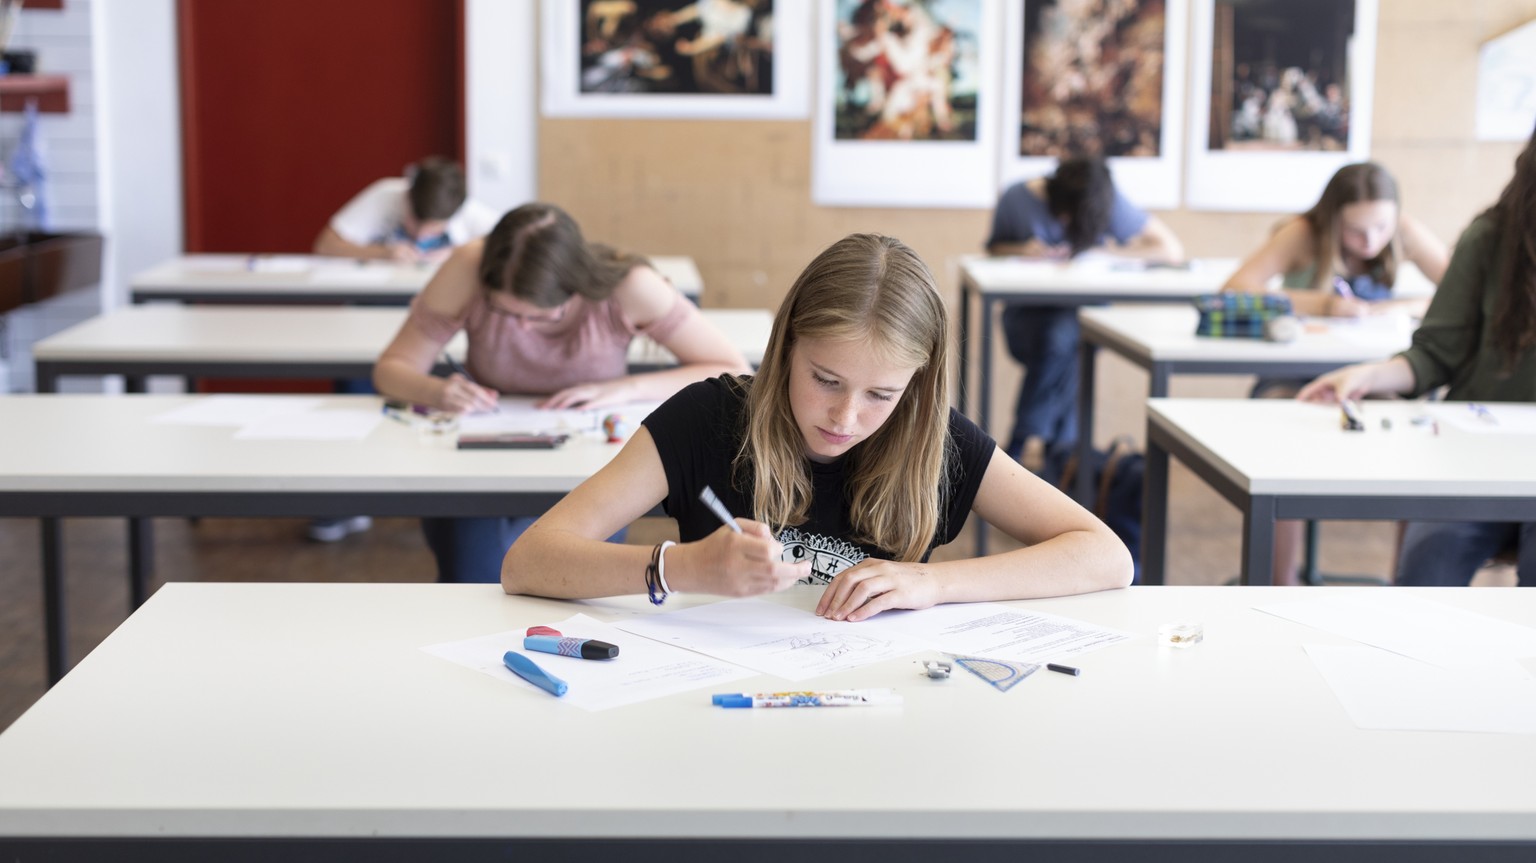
{"left": 1302, "top": 162, "right": 1402, "bottom": 293}
{"left": 737, "top": 233, "right": 950, "bottom": 562}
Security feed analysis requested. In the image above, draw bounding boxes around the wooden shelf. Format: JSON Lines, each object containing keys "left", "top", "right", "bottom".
{"left": 0, "top": 74, "right": 69, "bottom": 113}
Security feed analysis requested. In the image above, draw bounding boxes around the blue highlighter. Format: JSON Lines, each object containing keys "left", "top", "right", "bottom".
{"left": 524, "top": 626, "right": 619, "bottom": 660}
{"left": 503, "top": 650, "right": 568, "bottom": 697}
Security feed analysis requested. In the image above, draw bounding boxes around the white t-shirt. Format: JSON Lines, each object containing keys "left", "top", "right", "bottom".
{"left": 328, "top": 177, "right": 499, "bottom": 248}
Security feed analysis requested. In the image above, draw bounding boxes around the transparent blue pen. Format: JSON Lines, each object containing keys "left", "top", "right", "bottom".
{"left": 699, "top": 486, "right": 742, "bottom": 534}
{"left": 1468, "top": 403, "right": 1498, "bottom": 425}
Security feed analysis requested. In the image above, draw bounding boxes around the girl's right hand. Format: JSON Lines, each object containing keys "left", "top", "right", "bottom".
{"left": 1297, "top": 363, "right": 1375, "bottom": 404}
{"left": 439, "top": 373, "right": 499, "bottom": 414}
{"left": 670, "top": 521, "right": 812, "bottom": 597}
{"left": 1327, "top": 293, "right": 1370, "bottom": 318}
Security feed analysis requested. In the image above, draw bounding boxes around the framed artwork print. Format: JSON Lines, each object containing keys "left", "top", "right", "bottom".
{"left": 1000, "top": 0, "right": 1187, "bottom": 210}
{"left": 542, "top": 0, "right": 811, "bottom": 119}
{"left": 1185, "top": 0, "right": 1378, "bottom": 212}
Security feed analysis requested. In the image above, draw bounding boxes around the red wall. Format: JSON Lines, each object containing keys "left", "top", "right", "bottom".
{"left": 179, "top": 0, "right": 464, "bottom": 253}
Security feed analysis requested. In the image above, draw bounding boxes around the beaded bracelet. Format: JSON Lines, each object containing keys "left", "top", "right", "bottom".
{"left": 656, "top": 540, "right": 676, "bottom": 596}
{"left": 645, "top": 542, "right": 668, "bottom": 606}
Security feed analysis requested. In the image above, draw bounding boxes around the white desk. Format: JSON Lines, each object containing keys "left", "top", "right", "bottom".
{"left": 33, "top": 305, "right": 772, "bottom": 391}
{"left": 1, "top": 583, "right": 1532, "bottom": 860}
{"left": 129, "top": 253, "right": 705, "bottom": 305}
{"left": 1075, "top": 305, "right": 1415, "bottom": 509}
{"left": 1146, "top": 398, "right": 1536, "bottom": 585}
{"left": 956, "top": 256, "right": 1238, "bottom": 434}
{"left": 0, "top": 394, "right": 639, "bottom": 683}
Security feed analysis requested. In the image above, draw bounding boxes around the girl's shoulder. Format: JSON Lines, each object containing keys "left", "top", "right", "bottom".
{"left": 417, "top": 240, "right": 486, "bottom": 317}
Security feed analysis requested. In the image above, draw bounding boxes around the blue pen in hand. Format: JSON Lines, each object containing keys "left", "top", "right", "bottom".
{"left": 503, "top": 650, "right": 568, "bottom": 697}
{"left": 699, "top": 486, "right": 743, "bottom": 534}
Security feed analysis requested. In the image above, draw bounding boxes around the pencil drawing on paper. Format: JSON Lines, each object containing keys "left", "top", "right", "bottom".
{"left": 760, "top": 631, "right": 893, "bottom": 663}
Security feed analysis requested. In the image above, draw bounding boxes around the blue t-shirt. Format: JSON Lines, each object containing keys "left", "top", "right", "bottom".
{"left": 986, "top": 180, "right": 1149, "bottom": 251}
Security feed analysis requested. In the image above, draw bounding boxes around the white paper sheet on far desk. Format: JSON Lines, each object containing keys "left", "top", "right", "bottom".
{"left": 1257, "top": 592, "right": 1536, "bottom": 667}
{"left": 457, "top": 397, "right": 663, "bottom": 437}
{"left": 232, "top": 408, "right": 383, "bottom": 441}
{"left": 1424, "top": 401, "right": 1536, "bottom": 435}
{"left": 1304, "top": 645, "right": 1536, "bottom": 734}
{"left": 422, "top": 614, "right": 753, "bottom": 711}
{"left": 152, "top": 395, "right": 327, "bottom": 427}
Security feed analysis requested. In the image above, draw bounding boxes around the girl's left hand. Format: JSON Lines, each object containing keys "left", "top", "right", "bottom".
{"left": 537, "top": 379, "right": 636, "bottom": 410}
{"left": 815, "top": 559, "right": 941, "bottom": 622}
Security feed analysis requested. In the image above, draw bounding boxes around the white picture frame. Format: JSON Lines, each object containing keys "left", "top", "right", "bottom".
{"left": 1475, "top": 19, "right": 1536, "bottom": 143}
{"left": 813, "top": 0, "right": 1002, "bottom": 208}
{"left": 540, "top": 0, "right": 811, "bottom": 120}
{"left": 1184, "top": 0, "right": 1377, "bottom": 212}
{"left": 999, "top": 0, "right": 1188, "bottom": 210}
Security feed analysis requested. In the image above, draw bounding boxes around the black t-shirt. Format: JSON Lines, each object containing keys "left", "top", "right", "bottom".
{"left": 642, "top": 375, "right": 997, "bottom": 584}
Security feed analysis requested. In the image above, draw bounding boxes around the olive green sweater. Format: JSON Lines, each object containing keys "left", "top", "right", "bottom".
{"left": 1400, "top": 214, "right": 1536, "bottom": 401}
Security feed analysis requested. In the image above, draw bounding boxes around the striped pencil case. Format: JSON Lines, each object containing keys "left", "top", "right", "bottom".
{"left": 1193, "top": 293, "right": 1293, "bottom": 338}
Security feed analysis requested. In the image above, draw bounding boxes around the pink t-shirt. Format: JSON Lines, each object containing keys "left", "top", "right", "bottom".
{"left": 397, "top": 287, "right": 696, "bottom": 395}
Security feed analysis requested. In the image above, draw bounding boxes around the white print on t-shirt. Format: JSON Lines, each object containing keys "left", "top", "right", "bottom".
{"left": 778, "top": 528, "right": 867, "bottom": 585}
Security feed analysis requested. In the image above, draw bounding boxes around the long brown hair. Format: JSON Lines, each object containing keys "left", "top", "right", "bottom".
{"left": 1301, "top": 162, "right": 1401, "bottom": 292}
{"left": 478, "top": 203, "right": 647, "bottom": 307}
{"left": 1489, "top": 126, "right": 1536, "bottom": 372}
{"left": 738, "top": 234, "right": 950, "bottom": 562}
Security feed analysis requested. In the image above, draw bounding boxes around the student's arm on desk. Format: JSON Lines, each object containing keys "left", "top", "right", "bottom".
{"left": 501, "top": 427, "right": 811, "bottom": 598}
{"left": 1221, "top": 217, "right": 1338, "bottom": 316}
{"left": 1114, "top": 215, "right": 1185, "bottom": 264}
{"left": 314, "top": 224, "right": 420, "bottom": 263}
{"left": 1297, "top": 356, "right": 1416, "bottom": 403}
{"left": 539, "top": 265, "right": 752, "bottom": 409}
{"left": 816, "top": 448, "right": 1134, "bottom": 622}
{"left": 372, "top": 242, "right": 498, "bottom": 413}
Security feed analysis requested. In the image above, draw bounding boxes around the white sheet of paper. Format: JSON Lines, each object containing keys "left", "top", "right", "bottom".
{"left": 615, "top": 599, "right": 930, "bottom": 682}
{"left": 1304, "top": 644, "right": 1536, "bottom": 734}
{"left": 152, "top": 396, "right": 327, "bottom": 427}
{"left": 862, "top": 602, "right": 1133, "bottom": 663}
{"left": 179, "top": 255, "right": 249, "bottom": 273}
{"left": 247, "top": 255, "right": 314, "bottom": 273}
{"left": 457, "top": 397, "right": 662, "bottom": 437}
{"left": 422, "top": 614, "right": 754, "bottom": 711}
{"left": 1426, "top": 401, "right": 1536, "bottom": 435}
{"left": 1257, "top": 592, "right": 1536, "bottom": 667}
{"left": 232, "top": 408, "right": 383, "bottom": 441}
{"left": 308, "top": 261, "right": 394, "bottom": 284}
{"left": 1314, "top": 312, "right": 1415, "bottom": 347}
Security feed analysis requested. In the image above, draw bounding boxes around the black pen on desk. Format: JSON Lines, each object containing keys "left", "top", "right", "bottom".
{"left": 1046, "top": 663, "right": 1081, "bottom": 677}
{"left": 441, "top": 352, "right": 498, "bottom": 413}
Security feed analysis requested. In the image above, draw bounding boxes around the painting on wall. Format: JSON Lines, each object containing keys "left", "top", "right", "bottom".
{"left": 814, "top": 0, "right": 1002, "bottom": 207}
{"left": 1476, "top": 18, "right": 1536, "bottom": 142}
{"left": 1000, "top": 0, "right": 1186, "bottom": 209}
{"left": 541, "top": 0, "right": 810, "bottom": 119}
{"left": 1185, "top": 0, "right": 1377, "bottom": 211}
{"left": 831, "top": 0, "right": 983, "bottom": 141}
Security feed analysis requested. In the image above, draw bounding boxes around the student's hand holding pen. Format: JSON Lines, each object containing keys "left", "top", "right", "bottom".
{"left": 438, "top": 373, "right": 500, "bottom": 414}
{"left": 815, "top": 559, "right": 941, "bottom": 623}
{"left": 667, "top": 521, "right": 811, "bottom": 597}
